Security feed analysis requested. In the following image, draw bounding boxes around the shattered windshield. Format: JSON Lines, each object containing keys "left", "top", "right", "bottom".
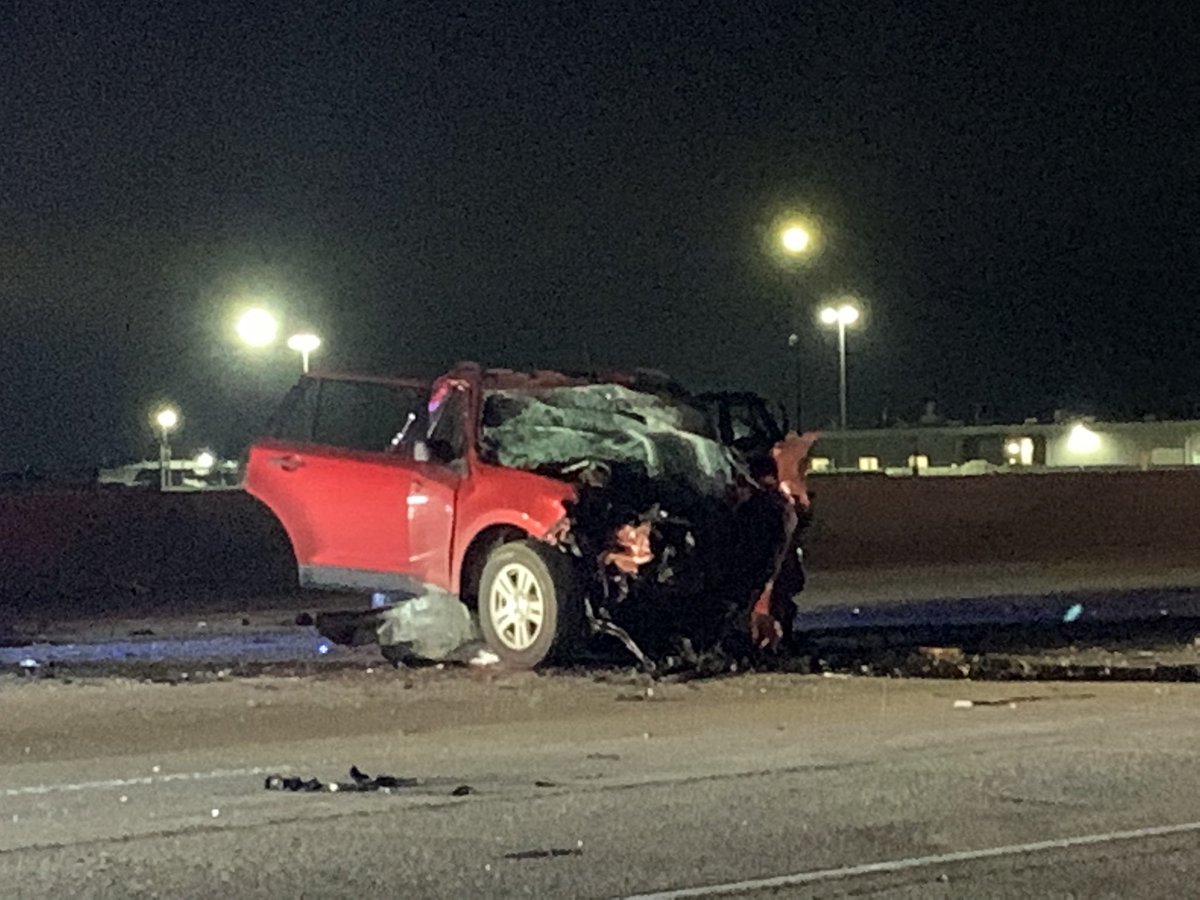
{"left": 479, "top": 384, "right": 733, "bottom": 494}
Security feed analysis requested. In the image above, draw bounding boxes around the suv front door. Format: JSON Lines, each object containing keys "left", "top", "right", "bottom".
{"left": 246, "top": 376, "right": 428, "bottom": 591}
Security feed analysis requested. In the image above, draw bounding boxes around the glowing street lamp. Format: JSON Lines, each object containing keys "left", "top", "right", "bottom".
{"left": 235, "top": 308, "right": 279, "bottom": 348}
{"left": 152, "top": 405, "right": 179, "bottom": 491}
{"left": 154, "top": 407, "right": 179, "bottom": 433}
{"left": 780, "top": 224, "right": 813, "bottom": 256}
{"left": 817, "top": 300, "right": 862, "bottom": 430}
{"left": 286, "top": 333, "right": 321, "bottom": 374}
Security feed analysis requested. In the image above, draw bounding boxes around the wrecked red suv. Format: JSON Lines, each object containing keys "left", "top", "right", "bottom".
{"left": 246, "top": 363, "right": 808, "bottom": 668}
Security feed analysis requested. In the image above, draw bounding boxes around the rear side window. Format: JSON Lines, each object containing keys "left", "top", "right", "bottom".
{"left": 271, "top": 381, "right": 319, "bottom": 442}
{"left": 271, "top": 378, "right": 425, "bottom": 453}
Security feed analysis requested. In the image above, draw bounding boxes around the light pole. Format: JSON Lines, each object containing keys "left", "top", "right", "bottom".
{"left": 818, "top": 301, "right": 861, "bottom": 430}
{"left": 153, "top": 406, "right": 179, "bottom": 491}
{"left": 777, "top": 218, "right": 819, "bottom": 431}
{"left": 286, "top": 333, "right": 321, "bottom": 374}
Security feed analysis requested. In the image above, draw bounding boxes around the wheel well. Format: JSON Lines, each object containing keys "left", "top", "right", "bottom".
{"left": 458, "top": 525, "right": 528, "bottom": 609}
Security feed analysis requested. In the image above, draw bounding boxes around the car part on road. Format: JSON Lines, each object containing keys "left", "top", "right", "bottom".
{"left": 264, "top": 767, "right": 419, "bottom": 793}
{"left": 376, "top": 590, "right": 479, "bottom": 661}
{"left": 504, "top": 846, "right": 584, "bottom": 860}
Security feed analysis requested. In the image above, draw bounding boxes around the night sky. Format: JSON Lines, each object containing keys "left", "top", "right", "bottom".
{"left": 3, "top": 2, "right": 1197, "bottom": 470}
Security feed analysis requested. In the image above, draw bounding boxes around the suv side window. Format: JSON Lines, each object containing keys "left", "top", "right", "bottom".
{"left": 270, "top": 380, "right": 318, "bottom": 442}
{"left": 300, "top": 380, "right": 424, "bottom": 453}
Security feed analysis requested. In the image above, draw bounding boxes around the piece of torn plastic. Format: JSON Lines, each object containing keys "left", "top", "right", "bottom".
{"left": 376, "top": 590, "right": 479, "bottom": 661}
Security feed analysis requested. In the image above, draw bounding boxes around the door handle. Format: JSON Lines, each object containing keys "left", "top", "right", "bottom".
{"left": 269, "top": 454, "right": 305, "bottom": 472}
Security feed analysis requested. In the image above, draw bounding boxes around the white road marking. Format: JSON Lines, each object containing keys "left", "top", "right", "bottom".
{"left": 3, "top": 766, "right": 287, "bottom": 798}
{"left": 622, "top": 820, "right": 1200, "bottom": 899}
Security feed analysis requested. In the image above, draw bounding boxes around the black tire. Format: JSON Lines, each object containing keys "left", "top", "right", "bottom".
{"left": 477, "top": 539, "right": 582, "bottom": 668}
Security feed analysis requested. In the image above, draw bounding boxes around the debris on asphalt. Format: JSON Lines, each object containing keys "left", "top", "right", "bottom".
{"left": 264, "top": 766, "right": 420, "bottom": 793}
{"left": 503, "top": 847, "right": 584, "bottom": 860}
{"left": 953, "top": 693, "right": 1095, "bottom": 709}
{"left": 451, "top": 784, "right": 475, "bottom": 796}
{"left": 376, "top": 591, "right": 479, "bottom": 662}
{"left": 586, "top": 753, "right": 620, "bottom": 761}
{"left": 616, "top": 686, "right": 663, "bottom": 701}
{"left": 913, "top": 646, "right": 971, "bottom": 678}
{"left": 294, "top": 612, "right": 314, "bottom": 627}
{"left": 469, "top": 649, "right": 501, "bottom": 667}
{"left": 534, "top": 780, "right": 557, "bottom": 787}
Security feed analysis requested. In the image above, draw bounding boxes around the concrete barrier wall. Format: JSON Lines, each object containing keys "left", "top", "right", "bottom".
{"left": 4, "top": 470, "right": 1199, "bottom": 615}
{"left": 1, "top": 489, "right": 296, "bottom": 612}
{"left": 803, "top": 470, "right": 1200, "bottom": 570}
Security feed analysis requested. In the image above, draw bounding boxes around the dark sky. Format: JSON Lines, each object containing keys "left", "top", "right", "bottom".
{"left": 2, "top": 1, "right": 1197, "bottom": 469}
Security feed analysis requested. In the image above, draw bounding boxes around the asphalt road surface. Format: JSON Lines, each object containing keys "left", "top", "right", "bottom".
{"left": 2, "top": 669, "right": 1199, "bottom": 898}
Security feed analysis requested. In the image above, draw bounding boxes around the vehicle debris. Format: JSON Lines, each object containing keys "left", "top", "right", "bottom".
{"left": 376, "top": 591, "right": 479, "bottom": 662}
{"left": 451, "top": 784, "right": 475, "bottom": 796}
{"left": 264, "top": 767, "right": 419, "bottom": 793}
{"left": 504, "top": 847, "right": 584, "bottom": 860}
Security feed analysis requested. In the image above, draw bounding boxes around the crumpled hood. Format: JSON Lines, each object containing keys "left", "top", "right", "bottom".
{"left": 480, "top": 384, "right": 733, "bottom": 496}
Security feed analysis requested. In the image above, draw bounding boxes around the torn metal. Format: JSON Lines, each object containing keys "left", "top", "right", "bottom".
{"left": 483, "top": 384, "right": 819, "bottom": 664}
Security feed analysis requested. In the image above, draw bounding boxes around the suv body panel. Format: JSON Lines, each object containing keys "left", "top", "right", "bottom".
{"left": 245, "top": 368, "right": 578, "bottom": 598}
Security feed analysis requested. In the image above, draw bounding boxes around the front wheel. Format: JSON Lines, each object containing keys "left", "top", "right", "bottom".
{"left": 477, "top": 540, "right": 582, "bottom": 668}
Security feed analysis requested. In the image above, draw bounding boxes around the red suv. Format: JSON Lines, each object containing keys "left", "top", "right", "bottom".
{"left": 246, "top": 363, "right": 799, "bottom": 668}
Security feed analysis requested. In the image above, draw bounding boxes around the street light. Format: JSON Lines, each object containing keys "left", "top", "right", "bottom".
{"left": 152, "top": 406, "right": 179, "bottom": 491}
{"left": 780, "top": 224, "right": 812, "bottom": 255}
{"left": 817, "top": 300, "right": 862, "bottom": 430}
{"left": 775, "top": 217, "right": 821, "bottom": 431}
{"left": 235, "top": 308, "right": 279, "bottom": 347}
{"left": 286, "top": 333, "right": 321, "bottom": 374}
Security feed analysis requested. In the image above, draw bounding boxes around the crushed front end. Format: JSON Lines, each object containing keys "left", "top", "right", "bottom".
{"left": 480, "top": 383, "right": 816, "bottom": 665}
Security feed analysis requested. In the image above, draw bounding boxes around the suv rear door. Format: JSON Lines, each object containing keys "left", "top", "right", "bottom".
{"left": 246, "top": 376, "right": 429, "bottom": 591}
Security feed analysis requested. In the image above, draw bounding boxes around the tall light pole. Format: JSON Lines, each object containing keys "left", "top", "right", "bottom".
{"left": 153, "top": 406, "right": 179, "bottom": 491}
{"left": 777, "top": 218, "right": 819, "bottom": 431}
{"left": 286, "top": 333, "right": 321, "bottom": 374}
{"left": 818, "top": 301, "right": 861, "bottom": 430}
